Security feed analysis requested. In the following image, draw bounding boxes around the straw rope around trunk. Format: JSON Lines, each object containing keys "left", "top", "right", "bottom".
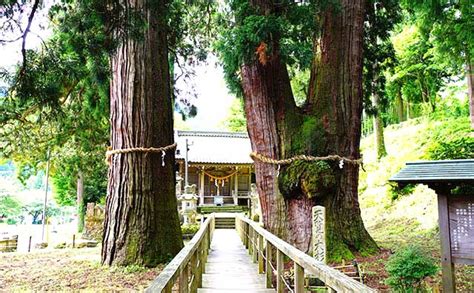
{"left": 106, "top": 143, "right": 177, "bottom": 165}
{"left": 249, "top": 152, "right": 363, "bottom": 167}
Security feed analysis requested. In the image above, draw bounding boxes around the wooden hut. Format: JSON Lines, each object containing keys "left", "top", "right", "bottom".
{"left": 175, "top": 131, "right": 255, "bottom": 207}
{"left": 391, "top": 159, "right": 474, "bottom": 292}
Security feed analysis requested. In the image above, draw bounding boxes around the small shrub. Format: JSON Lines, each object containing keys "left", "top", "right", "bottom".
{"left": 428, "top": 136, "right": 474, "bottom": 160}
{"left": 388, "top": 184, "right": 416, "bottom": 201}
{"left": 6, "top": 218, "right": 17, "bottom": 225}
{"left": 252, "top": 214, "right": 259, "bottom": 222}
{"left": 54, "top": 242, "right": 66, "bottom": 249}
{"left": 122, "top": 264, "right": 147, "bottom": 274}
{"left": 181, "top": 224, "right": 200, "bottom": 235}
{"left": 385, "top": 245, "right": 438, "bottom": 292}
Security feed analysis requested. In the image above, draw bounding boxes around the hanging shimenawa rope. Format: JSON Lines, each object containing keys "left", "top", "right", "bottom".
{"left": 203, "top": 170, "right": 238, "bottom": 181}
{"left": 106, "top": 143, "right": 178, "bottom": 166}
{"left": 249, "top": 152, "right": 363, "bottom": 168}
{"left": 203, "top": 170, "right": 239, "bottom": 187}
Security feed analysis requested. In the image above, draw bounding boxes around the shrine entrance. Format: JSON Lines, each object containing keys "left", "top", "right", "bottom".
{"left": 174, "top": 130, "right": 255, "bottom": 207}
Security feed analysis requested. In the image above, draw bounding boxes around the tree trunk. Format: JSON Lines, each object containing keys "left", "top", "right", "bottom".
{"left": 466, "top": 57, "right": 474, "bottom": 130}
{"left": 242, "top": 61, "right": 289, "bottom": 239}
{"left": 372, "top": 93, "right": 387, "bottom": 160}
{"left": 396, "top": 90, "right": 405, "bottom": 123}
{"left": 77, "top": 171, "right": 85, "bottom": 233}
{"left": 102, "top": 0, "right": 183, "bottom": 266}
{"left": 241, "top": 0, "right": 378, "bottom": 260}
{"left": 306, "top": 0, "right": 378, "bottom": 260}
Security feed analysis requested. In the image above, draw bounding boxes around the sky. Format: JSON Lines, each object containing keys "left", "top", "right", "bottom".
{"left": 180, "top": 56, "right": 235, "bottom": 131}
{"left": 0, "top": 3, "right": 236, "bottom": 131}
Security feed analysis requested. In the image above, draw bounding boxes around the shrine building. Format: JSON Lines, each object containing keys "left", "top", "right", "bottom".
{"left": 175, "top": 130, "right": 255, "bottom": 206}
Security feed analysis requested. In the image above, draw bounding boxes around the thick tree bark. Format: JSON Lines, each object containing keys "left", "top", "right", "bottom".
{"left": 77, "top": 171, "right": 84, "bottom": 233}
{"left": 306, "top": 0, "right": 378, "bottom": 260}
{"left": 102, "top": 0, "right": 183, "bottom": 266}
{"left": 242, "top": 62, "right": 288, "bottom": 239}
{"left": 241, "top": 0, "right": 378, "bottom": 260}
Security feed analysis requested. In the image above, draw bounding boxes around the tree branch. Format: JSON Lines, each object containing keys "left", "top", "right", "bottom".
{"left": 19, "top": 0, "right": 40, "bottom": 74}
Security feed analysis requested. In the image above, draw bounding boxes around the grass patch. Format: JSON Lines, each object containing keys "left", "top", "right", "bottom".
{"left": 357, "top": 117, "right": 473, "bottom": 292}
{"left": 0, "top": 248, "right": 162, "bottom": 291}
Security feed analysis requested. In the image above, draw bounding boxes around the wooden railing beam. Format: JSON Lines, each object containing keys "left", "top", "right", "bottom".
{"left": 235, "top": 215, "right": 377, "bottom": 293}
{"left": 146, "top": 214, "right": 215, "bottom": 293}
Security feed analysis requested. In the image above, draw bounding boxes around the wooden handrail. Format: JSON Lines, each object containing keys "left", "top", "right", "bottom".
{"left": 146, "top": 214, "right": 215, "bottom": 293}
{"left": 236, "top": 215, "right": 377, "bottom": 293}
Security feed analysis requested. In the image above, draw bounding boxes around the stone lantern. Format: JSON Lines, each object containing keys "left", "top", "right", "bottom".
{"left": 178, "top": 184, "right": 198, "bottom": 224}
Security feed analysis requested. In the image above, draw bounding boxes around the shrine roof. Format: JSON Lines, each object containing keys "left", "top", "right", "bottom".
{"left": 390, "top": 159, "right": 474, "bottom": 185}
{"left": 175, "top": 130, "right": 253, "bottom": 165}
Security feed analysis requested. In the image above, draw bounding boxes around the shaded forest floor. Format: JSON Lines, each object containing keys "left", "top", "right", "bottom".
{"left": 0, "top": 247, "right": 162, "bottom": 291}
{"left": 356, "top": 117, "right": 473, "bottom": 292}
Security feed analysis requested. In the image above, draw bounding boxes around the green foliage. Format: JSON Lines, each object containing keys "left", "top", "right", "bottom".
{"left": 215, "top": 0, "right": 314, "bottom": 96}
{"left": 0, "top": 195, "right": 22, "bottom": 218}
{"left": 252, "top": 214, "right": 259, "bottom": 222}
{"left": 52, "top": 173, "right": 76, "bottom": 206}
{"left": 428, "top": 137, "right": 474, "bottom": 160}
{"left": 222, "top": 98, "right": 247, "bottom": 132}
{"left": 423, "top": 117, "right": 472, "bottom": 160}
{"left": 6, "top": 218, "right": 18, "bottom": 225}
{"left": 386, "top": 25, "right": 450, "bottom": 114}
{"left": 181, "top": 223, "right": 200, "bottom": 235}
{"left": 401, "top": 0, "right": 473, "bottom": 76}
{"left": 363, "top": 0, "right": 401, "bottom": 115}
{"left": 289, "top": 68, "right": 310, "bottom": 106}
{"left": 388, "top": 184, "right": 415, "bottom": 201}
{"left": 385, "top": 245, "right": 438, "bottom": 292}
{"left": 23, "top": 200, "right": 61, "bottom": 224}
{"left": 0, "top": 0, "right": 112, "bottom": 212}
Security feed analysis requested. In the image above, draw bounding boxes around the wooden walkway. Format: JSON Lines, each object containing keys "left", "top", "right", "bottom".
{"left": 198, "top": 229, "right": 275, "bottom": 293}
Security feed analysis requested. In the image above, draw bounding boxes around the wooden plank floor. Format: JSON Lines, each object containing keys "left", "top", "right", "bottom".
{"left": 198, "top": 229, "right": 275, "bottom": 293}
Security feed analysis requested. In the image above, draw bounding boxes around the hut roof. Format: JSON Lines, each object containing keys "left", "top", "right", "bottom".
{"left": 175, "top": 130, "right": 253, "bottom": 165}
{"left": 389, "top": 159, "right": 474, "bottom": 185}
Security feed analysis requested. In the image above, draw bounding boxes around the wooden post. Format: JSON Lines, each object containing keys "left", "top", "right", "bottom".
{"left": 164, "top": 282, "right": 173, "bottom": 293}
{"left": 190, "top": 253, "right": 198, "bottom": 292}
{"left": 249, "top": 227, "right": 253, "bottom": 255}
{"left": 202, "top": 237, "right": 207, "bottom": 274}
{"left": 234, "top": 171, "right": 238, "bottom": 205}
{"left": 28, "top": 236, "right": 32, "bottom": 252}
{"left": 197, "top": 244, "right": 203, "bottom": 288}
{"left": 199, "top": 170, "right": 205, "bottom": 206}
{"left": 437, "top": 193, "right": 456, "bottom": 292}
{"left": 72, "top": 234, "right": 76, "bottom": 248}
{"left": 252, "top": 229, "right": 258, "bottom": 263}
{"left": 258, "top": 234, "right": 264, "bottom": 273}
{"left": 294, "top": 263, "right": 304, "bottom": 293}
{"left": 265, "top": 241, "right": 273, "bottom": 288}
{"left": 276, "top": 249, "right": 284, "bottom": 293}
{"left": 244, "top": 223, "right": 249, "bottom": 248}
{"left": 179, "top": 264, "right": 189, "bottom": 293}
